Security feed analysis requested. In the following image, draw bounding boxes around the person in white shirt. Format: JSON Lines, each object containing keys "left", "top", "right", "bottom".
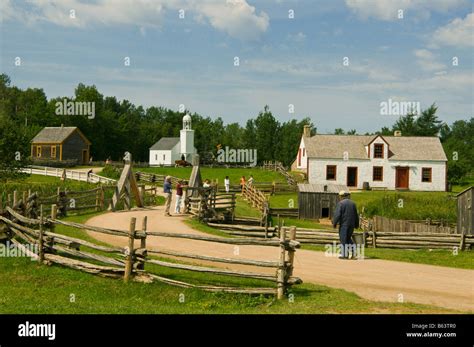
{"left": 224, "top": 176, "right": 230, "bottom": 193}
{"left": 248, "top": 175, "right": 254, "bottom": 186}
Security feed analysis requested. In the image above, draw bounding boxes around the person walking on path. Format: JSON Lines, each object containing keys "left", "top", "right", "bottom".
{"left": 175, "top": 180, "right": 186, "bottom": 214}
{"left": 332, "top": 190, "right": 359, "bottom": 259}
{"left": 224, "top": 176, "right": 230, "bottom": 193}
{"left": 164, "top": 176, "right": 172, "bottom": 216}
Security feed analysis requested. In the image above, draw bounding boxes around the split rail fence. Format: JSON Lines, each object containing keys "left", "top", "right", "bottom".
{"left": 0, "top": 206, "right": 301, "bottom": 298}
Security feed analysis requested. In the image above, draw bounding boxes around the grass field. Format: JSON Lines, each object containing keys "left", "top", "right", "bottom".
{"left": 268, "top": 190, "right": 457, "bottom": 222}
{"left": 0, "top": 213, "right": 459, "bottom": 314}
{"left": 140, "top": 167, "right": 285, "bottom": 184}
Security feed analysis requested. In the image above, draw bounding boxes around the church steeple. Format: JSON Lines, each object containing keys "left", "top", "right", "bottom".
{"left": 183, "top": 114, "right": 192, "bottom": 130}
{"left": 180, "top": 114, "right": 195, "bottom": 161}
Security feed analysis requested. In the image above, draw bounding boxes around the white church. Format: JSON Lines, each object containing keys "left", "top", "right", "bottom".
{"left": 149, "top": 114, "right": 197, "bottom": 166}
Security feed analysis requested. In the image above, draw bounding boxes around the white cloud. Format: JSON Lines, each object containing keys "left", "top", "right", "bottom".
{"left": 196, "top": 0, "right": 269, "bottom": 40}
{"left": 432, "top": 12, "right": 474, "bottom": 48}
{"left": 345, "top": 0, "right": 466, "bottom": 21}
{"left": 413, "top": 49, "right": 446, "bottom": 72}
{"left": 5, "top": 0, "right": 269, "bottom": 40}
{"left": 287, "top": 32, "right": 306, "bottom": 42}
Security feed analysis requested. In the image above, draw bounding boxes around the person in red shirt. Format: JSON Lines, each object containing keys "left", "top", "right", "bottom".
{"left": 175, "top": 180, "right": 187, "bottom": 214}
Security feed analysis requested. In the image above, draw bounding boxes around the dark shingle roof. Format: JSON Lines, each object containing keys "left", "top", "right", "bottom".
{"left": 31, "top": 127, "right": 89, "bottom": 144}
{"left": 150, "top": 137, "right": 180, "bottom": 150}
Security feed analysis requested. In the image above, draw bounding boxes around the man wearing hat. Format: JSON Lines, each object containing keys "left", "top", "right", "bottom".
{"left": 163, "top": 176, "right": 172, "bottom": 216}
{"left": 332, "top": 190, "right": 359, "bottom": 259}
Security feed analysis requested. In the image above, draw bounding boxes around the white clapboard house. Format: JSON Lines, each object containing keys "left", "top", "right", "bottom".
{"left": 149, "top": 114, "right": 197, "bottom": 166}
{"left": 292, "top": 126, "right": 447, "bottom": 191}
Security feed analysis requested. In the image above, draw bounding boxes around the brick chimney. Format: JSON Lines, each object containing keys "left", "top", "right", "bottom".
{"left": 303, "top": 125, "right": 311, "bottom": 137}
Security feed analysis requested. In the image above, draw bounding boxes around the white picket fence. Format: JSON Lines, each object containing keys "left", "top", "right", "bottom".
{"left": 21, "top": 166, "right": 116, "bottom": 185}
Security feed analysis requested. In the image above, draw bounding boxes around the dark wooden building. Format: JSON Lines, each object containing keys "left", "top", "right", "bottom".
{"left": 31, "top": 126, "right": 91, "bottom": 164}
{"left": 457, "top": 187, "right": 473, "bottom": 235}
{"left": 298, "top": 183, "right": 348, "bottom": 220}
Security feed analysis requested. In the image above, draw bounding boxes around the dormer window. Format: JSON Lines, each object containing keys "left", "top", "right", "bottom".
{"left": 374, "top": 144, "right": 384, "bottom": 158}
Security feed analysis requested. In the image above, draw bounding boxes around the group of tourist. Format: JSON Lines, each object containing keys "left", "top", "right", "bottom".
{"left": 162, "top": 174, "right": 255, "bottom": 216}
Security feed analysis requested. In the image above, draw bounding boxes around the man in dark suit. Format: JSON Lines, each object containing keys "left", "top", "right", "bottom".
{"left": 332, "top": 191, "right": 359, "bottom": 259}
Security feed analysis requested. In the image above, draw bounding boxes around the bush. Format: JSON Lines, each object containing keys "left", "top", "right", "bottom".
{"left": 100, "top": 165, "right": 121, "bottom": 179}
{"left": 31, "top": 159, "right": 78, "bottom": 168}
{"left": 359, "top": 192, "right": 456, "bottom": 222}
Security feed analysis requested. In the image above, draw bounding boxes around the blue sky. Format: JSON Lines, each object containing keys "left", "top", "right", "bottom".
{"left": 1, "top": 0, "right": 472, "bottom": 133}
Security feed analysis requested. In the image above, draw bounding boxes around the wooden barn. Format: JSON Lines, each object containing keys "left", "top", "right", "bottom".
{"left": 457, "top": 187, "right": 473, "bottom": 235}
{"left": 31, "top": 126, "right": 91, "bottom": 164}
{"left": 297, "top": 183, "right": 348, "bottom": 220}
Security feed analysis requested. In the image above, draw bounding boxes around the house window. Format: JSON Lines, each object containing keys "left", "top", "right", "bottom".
{"left": 51, "top": 146, "right": 56, "bottom": 158}
{"left": 373, "top": 166, "right": 383, "bottom": 181}
{"left": 163, "top": 154, "right": 166, "bottom": 161}
{"left": 422, "top": 168, "right": 432, "bottom": 182}
{"left": 374, "top": 144, "right": 384, "bottom": 158}
{"left": 155, "top": 154, "right": 158, "bottom": 161}
{"left": 326, "top": 165, "right": 336, "bottom": 180}
{"left": 303, "top": 148, "right": 305, "bottom": 156}
{"left": 36, "top": 146, "right": 42, "bottom": 158}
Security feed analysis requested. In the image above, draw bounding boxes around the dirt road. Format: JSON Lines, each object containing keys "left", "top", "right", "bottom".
{"left": 86, "top": 205, "right": 474, "bottom": 312}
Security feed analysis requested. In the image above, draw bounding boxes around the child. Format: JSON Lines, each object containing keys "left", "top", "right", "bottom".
{"left": 224, "top": 176, "right": 230, "bottom": 193}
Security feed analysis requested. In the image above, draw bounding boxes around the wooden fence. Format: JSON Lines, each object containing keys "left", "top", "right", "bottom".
{"left": 1, "top": 185, "right": 160, "bottom": 220}
{"left": 269, "top": 208, "right": 299, "bottom": 218}
{"left": 135, "top": 172, "right": 180, "bottom": 185}
{"left": 186, "top": 187, "right": 236, "bottom": 221}
{"left": 203, "top": 222, "right": 473, "bottom": 251}
{"left": 0, "top": 207, "right": 301, "bottom": 298}
{"left": 20, "top": 166, "right": 116, "bottom": 185}
{"left": 242, "top": 183, "right": 268, "bottom": 212}
{"left": 262, "top": 161, "right": 297, "bottom": 186}
{"left": 372, "top": 216, "right": 456, "bottom": 234}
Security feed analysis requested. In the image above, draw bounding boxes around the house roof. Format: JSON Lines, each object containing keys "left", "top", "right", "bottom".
{"left": 305, "top": 134, "right": 447, "bottom": 161}
{"left": 298, "top": 183, "right": 348, "bottom": 193}
{"left": 150, "top": 137, "right": 180, "bottom": 151}
{"left": 31, "top": 127, "right": 91, "bottom": 145}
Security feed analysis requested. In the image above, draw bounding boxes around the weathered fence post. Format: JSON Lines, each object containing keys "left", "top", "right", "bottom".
{"left": 286, "top": 226, "right": 297, "bottom": 279}
{"left": 38, "top": 205, "right": 44, "bottom": 264}
{"left": 124, "top": 217, "right": 136, "bottom": 282}
{"left": 277, "top": 227, "right": 287, "bottom": 299}
{"left": 137, "top": 216, "right": 147, "bottom": 270}
{"left": 372, "top": 230, "right": 377, "bottom": 248}
{"left": 100, "top": 186, "right": 105, "bottom": 210}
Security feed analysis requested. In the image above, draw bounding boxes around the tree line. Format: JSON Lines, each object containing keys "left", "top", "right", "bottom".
{"left": 0, "top": 74, "right": 472, "bottom": 182}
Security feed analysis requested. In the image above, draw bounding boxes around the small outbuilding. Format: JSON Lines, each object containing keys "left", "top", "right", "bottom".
{"left": 31, "top": 126, "right": 91, "bottom": 164}
{"left": 457, "top": 186, "right": 473, "bottom": 235}
{"left": 297, "top": 183, "right": 348, "bottom": 220}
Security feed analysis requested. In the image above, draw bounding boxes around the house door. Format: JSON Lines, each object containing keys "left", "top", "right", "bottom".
{"left": 347, "top": 167, "right": 358, "bottom": 187}
{"left": 82, "top": 150, "right": 88, "bottom": 165}
{"left": 396, "top": 167, "right": 409, "bottom": 189}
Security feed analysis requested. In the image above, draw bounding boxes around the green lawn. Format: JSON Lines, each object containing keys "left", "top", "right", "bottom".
{"left": 0, "top": 211, "right": 468, "bottom": 313}
{"left": 0, "top": 253, "right": 459, "bottom": 314}
{"left": 140, "top": 167, "right": 285, "bottom": 185}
